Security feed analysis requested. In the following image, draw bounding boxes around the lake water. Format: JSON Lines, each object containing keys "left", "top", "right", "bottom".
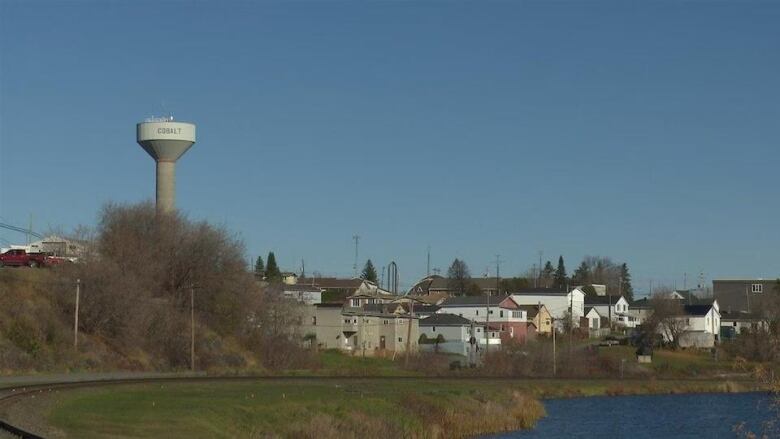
{"left": 493, "top": 392, "right": 776, "bottom": 438}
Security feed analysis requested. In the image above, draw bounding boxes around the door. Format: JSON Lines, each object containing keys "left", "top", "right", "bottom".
{"left": 379, "top": 336, "right": 386, "bottom": 350}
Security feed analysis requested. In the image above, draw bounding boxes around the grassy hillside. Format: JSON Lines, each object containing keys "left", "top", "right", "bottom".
{"left": 0, "top": 268, "right": 265, "bottom": 375}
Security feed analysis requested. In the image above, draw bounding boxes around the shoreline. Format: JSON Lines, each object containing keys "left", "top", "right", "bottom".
{"left": 0, "top": 376, "right": 769, "bottom": 438}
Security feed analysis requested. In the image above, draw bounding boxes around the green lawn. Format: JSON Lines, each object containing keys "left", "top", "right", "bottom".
{"left": 38, "top": 375, "right": 765, "bottom": 439}
{"left": 597, "top": 345, "right": 745, "bottom": 377}
{"left": 44, "top": 379, "right": 544, "bottom": 439}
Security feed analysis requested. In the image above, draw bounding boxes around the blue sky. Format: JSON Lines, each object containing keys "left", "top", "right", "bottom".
{"left": 1, "top": 0, "right": 778, "bottom": 294}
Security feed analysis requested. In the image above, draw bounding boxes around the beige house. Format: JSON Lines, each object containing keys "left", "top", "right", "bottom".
{"left": 300, "top": 303, "right": 419, "bottom": 356}
{"left": 518, "top": 304, "right": 552, "bottom": 334}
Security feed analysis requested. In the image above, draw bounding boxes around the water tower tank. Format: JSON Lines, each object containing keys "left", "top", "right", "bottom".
{"left": 136, "top": 117, "right": 196, "bottom": 213}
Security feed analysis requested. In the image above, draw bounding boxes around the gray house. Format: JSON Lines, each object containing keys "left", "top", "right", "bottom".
{"left": 713, "top": 279, "right": 779, "bottom": 314}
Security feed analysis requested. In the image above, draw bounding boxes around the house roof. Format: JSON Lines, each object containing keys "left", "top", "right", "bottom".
{"left": 630, "top": 298, "right": 652, "bottom": 308}
{"left": 403, "top": 304, "right": 441, "bottom": 314}
{"left": 584, "top": 295, "right": 625, "bottom": 306}
{"left": 511, "top": 289, "right": 569, "bottom": 297}
{"left": 720, "top": 310, "right": 764, "bottom": 322}
{"left": 342, "top": 306, "right": 416, "bottom": 319}
{"left": 584, "top": 306, "right": 600, "bottom": 316}
{"left": 517, "top": 305, "right": 540, "bottom": 318}
{"left": 440, "top": 295, "right": 513, "bottom": 307}
{"left": 282, "top": 285, "right": 323, "bottom": 292}
{"left": 426, "top": 277, "right": 502, "bottom": 290}
{"left": 683, "top": 304, "right": 713, "bottom": 316}
{"left": 347, "top": 292, "right": 398, "bottom": 300}
{"left": 315, "top": 303, "right": 344, "bottom": 308}
{"left": 419, "top": 313, "right": 474, "bottom": 327}
{"left": 297, "top": 277, "right": 365, "bottom": 289}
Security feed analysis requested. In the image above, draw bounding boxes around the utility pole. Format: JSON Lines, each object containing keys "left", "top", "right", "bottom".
{"left": 569, "top": 283, "right": 573, "bottom": 355}
{"left": 469, "top": 319, "right": 476, "bottom": 367}
{"left": 427, "top": 245, "right": 431, "bottom": 277}
{"left": 352, "top": 235, "right": 360, "bottom": 278}
{"left": 404, "top": 299, "right": 414, "bottom": 367}
{"left": 74, "top": 279, "right": 80, "bottom": 350}
{"left": 190, "top": 285, "right": 195, "bottom": 371}
{"left": 495, "top": 255, "right": 502, "bottom": 294}
{"left": 27, "top": 214, "right": 33, "bottom": 245}
{"left": 552, "top": 317, "right": 556, "bottom": 377}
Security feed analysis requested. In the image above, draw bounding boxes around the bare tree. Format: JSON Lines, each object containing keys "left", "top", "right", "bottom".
{"left": 447, "top": 259, "right": 472, "bottom": 296}
{"left": 648, "top": 287, "right": 687, "bottom": 349}
{"left": 51, "top": 202, "right": 312, "bottom": 370}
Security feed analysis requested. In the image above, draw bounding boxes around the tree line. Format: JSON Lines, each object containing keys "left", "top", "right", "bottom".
{"left": 444, "top": 255, "right": 634, "bottom": 300}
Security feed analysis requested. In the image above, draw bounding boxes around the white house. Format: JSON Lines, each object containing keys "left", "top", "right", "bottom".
{"left": 584, "top": 295, "right": 637, "bottom": 328}
{"left": 584, "top": 307, "right": 603, "bottom": 330}
{"left": 510, "top": 288, "right": 585, "bottom": 328}
{"left": 282, "top": 284, "right": 324, "bottom": 305}
{"left": 437, "top": 295, "right": 533, "bottom": 342}
{"left": 418, "top": 313, "right": 500, "bottom": 354}
{"left": 628, "top": 298, "right": 654, "bottom": 325}
{"left": 659, "top": 301, "right": 721, "bottom": 348}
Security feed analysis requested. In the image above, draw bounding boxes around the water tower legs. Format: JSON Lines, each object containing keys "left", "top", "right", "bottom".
{"left": 156, "top": 160, "right": 176, "bottom": 213}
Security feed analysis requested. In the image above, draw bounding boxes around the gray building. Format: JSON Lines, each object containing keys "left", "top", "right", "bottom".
{"left": 713, "top": 279, "right": 778, "bottom": 314}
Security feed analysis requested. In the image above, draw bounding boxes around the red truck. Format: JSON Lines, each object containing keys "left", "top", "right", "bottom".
{"left": 0, "top": 249, "right": 63, "bottom": 268}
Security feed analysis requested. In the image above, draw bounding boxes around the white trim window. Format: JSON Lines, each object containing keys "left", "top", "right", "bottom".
{"left": 752, "top": 284, "right": 763, "bottom": 294}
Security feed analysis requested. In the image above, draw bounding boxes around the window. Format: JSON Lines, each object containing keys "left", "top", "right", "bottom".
{"left": 477, "top": 328, "right": 481, "bottom": 333}
{"left": 432, "top": 326, "right": 436, "bottom": 332}
{"left": 752, "top": 284, "right": 763, "bottom": 293}
{"left": 383, "top": 320, "right": 389, "bottom": 325}
{"left": 312, "top": 316, "right": 317, "bottom": 325}
{"left": 476, "top": 310, "right": 479, "bottom": 316}
{"left": 489, "top": 310, "right": 494, "bottom": 314}
{"left": 500, "top": 310, "right": 504, "bottom": 318}
{"left": 351, "top": 299, "right": 360, "bottom": 307}
{"left": 398, "top": 337, "right": 403, "bottom": 342}
{"left": 344, "top": 319, "right": 351, "bottom": 324}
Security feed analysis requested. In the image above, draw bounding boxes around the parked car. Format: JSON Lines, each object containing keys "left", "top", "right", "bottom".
{"left": 599, "top": 335, "right": 626, "bottom": 347}
{"left": 0, "top": 249, "right": 64, "bottom": 268}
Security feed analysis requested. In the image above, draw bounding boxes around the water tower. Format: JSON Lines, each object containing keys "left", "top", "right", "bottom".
{"left": 136, "top": 116, "right": 196, "bottom": 213}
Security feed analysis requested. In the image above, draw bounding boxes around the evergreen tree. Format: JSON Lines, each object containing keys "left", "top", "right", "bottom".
{"left": 554, "top": 256, "right": 567, "bottom": 290}
{"left": 254, "top": 256, "right": 265, "bottom": 278}
{"left": 542, "top": 261, "right": 555, "bottom": 281}
{"left": 265, "top": 251, "right": 281, "bottom": 282}
{"left": 620, "top": 263, "right": 634, "bottom": 301}
{"left": 572, "top": 260, "right": 591, "bottom": 285}
{"left": 361, "top": 259, "right": 378, "bottom": 283}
